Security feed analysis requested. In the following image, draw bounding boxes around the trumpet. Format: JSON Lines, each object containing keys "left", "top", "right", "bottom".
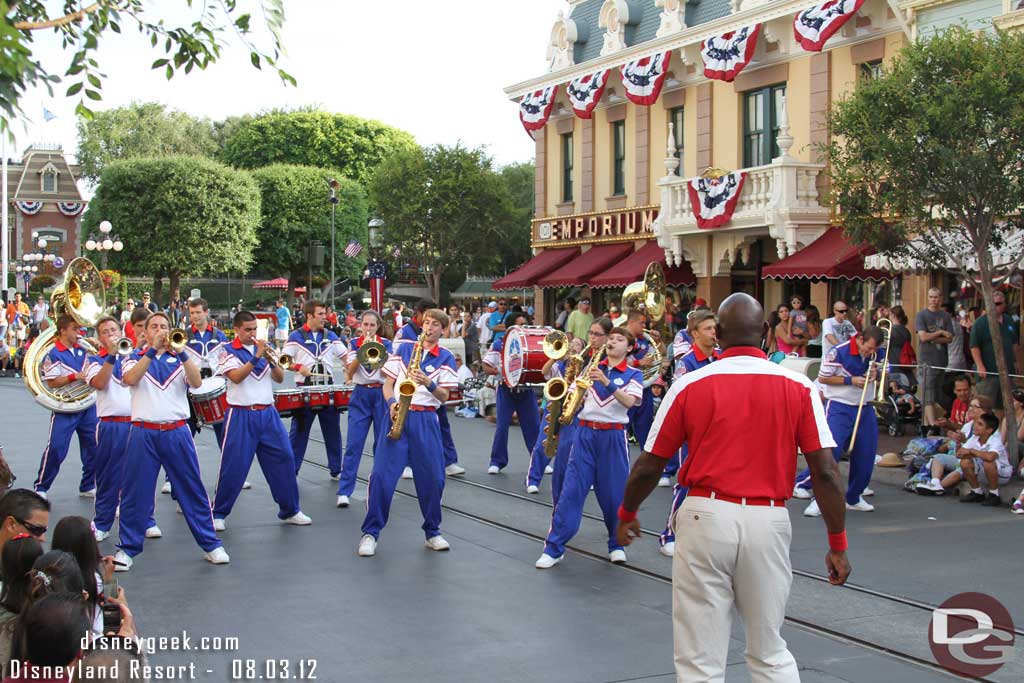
{"left": 262, "top": 346, "right": 293, "bottom": 370}
{"left": 116, "top": 338, "right": 134, "bottom": 356}
{"left": 168, "top": 328, "right": 188, "bottom": 353}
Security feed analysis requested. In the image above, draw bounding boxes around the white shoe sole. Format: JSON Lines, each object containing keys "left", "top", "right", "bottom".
{"left": 535, "top": 555, "right": 562, "bottom": 569}
{"left": 144, "top": 527, "right": 162, "bottom": 539}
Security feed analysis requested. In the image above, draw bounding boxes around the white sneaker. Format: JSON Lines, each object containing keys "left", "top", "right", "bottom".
{"left": 862, "top": 487, "right": 875, "bottom": 497}
{"left": 526, "top": 485, "right": 540, "bottom": 494}
{"left": 916, "top": 480, "right": 945, "bottom": 495}
{"left": 657, "top": 476, "right": 671, "bottom": 488}
{"left": 175, "top": 504, "right": 183, "bottom": 514}
{"left": 401, "top": 467, "right": 414, "bottom": 480}
{"left": 358, "top": 535, "right": 377, "bottom": 557}
{"left": 161, "top": 481, "right": 172, "bottom": 494}
{"left": 792, "top": 486, "right": 812, "bottom": 499}
{"left": 535, "top": 553, "right": 561, "bottom": 569}
{"left": 94, "top": 528, "right": 110, "bottom": 542}
{"left": 487, "top": 465, "right": 500, "bottom": 475}
{"left": 803, "top": 499, "right": 822, "bottom": 517}
{"left": 847, "top": 497, "right": 875, "bottom": 512}
{"left": 204, "top": 547, "right": 230, "bottom": 564}
{"left": 445, "top": 464, "right": 466, "bottom": 476}
{"left": 336, "top": 495, "right": 350, "bottom": 508}
{"left": 659, "top": 542, "right": 675, "bottom": 557}
{"left": 145, "top": 525, "right": 162, "bottom": 539}
{"left": 113, "top": 550, "right": 132, "bottom": 572}
{"left": 283, "top": 511, "right": 312, "bottom": 526}
{"left": 213, "top": 518, "right": 226, "bottom": 532}
{"left": 544, "top": 464, "right": 554, "bottom": 475}
{"left": 34, "top": 490, "right": 47, "bottom": 501}
{"left": 79, "top": 488, "right": 97, "bottom": 499}
{"left": 242, "top": 480, "right": 253, "bottom": 489}
{"left": 424, "top": 535, "right": 450, "bottom": 551}
{"left": 609, "top": 549, "right": 627, "bottom": 564}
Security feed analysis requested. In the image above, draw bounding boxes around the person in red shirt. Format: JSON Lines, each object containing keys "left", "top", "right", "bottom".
{"left": 936, "top": 375, "right": 972, "bottom": 432}
{"left": 616, "top": 293, "right": 851, "bottom": 683}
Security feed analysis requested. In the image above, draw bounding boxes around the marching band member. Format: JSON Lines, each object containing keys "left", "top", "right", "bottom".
{"left": 393, "top": 300, "right": 464, "bottom": 478}
{"left": 211, "top": 311, "right": 311, "bottom": 531}
{"left": 336, "top": 311, "right": 393, "bottom": 508}
{"left": 84, "top": 316, "right": 132, "bottom": 541}
{"left": 796, "top": 325, "right": 887, "bottom": 517}
{"left": 33, "top": 314, "right": 98, "bottom": 498}
{"left": 114, "top": 312, "right": 228, "bottom": 571}
{"left": 185, "top": 297, "right": 228, "bottom": 446}
{"left": 524, "top": 337, "right": 585, "bottom": 494}
{"left": 283, "top": 300, "right": 347, "bottom": 477}
{"left": 658, "top": 310, "right": 719, "bottom": 557}
{"left": 483, "top": 311, "right": 541, "bottom": 480}
{"left": 536, "top": 326, "right": 642, "bottom": 569}
{"left": 624, "top": 310, "right": 656, "bottom": 450}
{"left": 357, "top": 309, "right": 458, "bottom": 556}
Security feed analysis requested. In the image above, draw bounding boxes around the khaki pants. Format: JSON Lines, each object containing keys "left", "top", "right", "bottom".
{"left": 673, "top": 495, "right": 799, "bottom": 683}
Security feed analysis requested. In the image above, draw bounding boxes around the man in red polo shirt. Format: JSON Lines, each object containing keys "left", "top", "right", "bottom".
{"left": 617, "top": 293, "right": 850, "bottom": 683}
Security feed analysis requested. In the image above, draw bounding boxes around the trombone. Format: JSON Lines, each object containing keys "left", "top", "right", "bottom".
{"left": 846, "top": 318, "right": 892, "bottom": 455}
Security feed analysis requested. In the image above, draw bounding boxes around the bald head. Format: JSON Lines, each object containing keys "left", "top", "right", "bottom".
{"left": 716, "top": 293, "right": 767, "bottom": 349}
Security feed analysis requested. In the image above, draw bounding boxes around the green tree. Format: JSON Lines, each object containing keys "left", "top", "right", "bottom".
{"left": 827, "top": 27, "right": 1024, "bottom": 465}
{"left": 496, "top": 162, "right": 535, "bottom": 274}
{"left": 250, "top": 164, "right": 367, "bottom": 303}
{"left": 83, "top": 155, "right": 260, "bottom": 303}
{"left": 369, "top": 144, "right": 516, "bottom": 304}
{"left": 1, "top": 0, "right": 293, "bottom": 132}
{"left": 76, "top": 102, "right": 218, "bottom": 182}
{"left": 221, "top": 109, "right": 417, "bottom": 185}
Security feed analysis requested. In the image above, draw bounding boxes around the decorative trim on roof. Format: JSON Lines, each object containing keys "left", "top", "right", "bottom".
{"left": 599, "top": 0, "right": 633, "bottom": 55}
{"left": 655, "top": 0, "right": 687, "bottom": 37}
{"left": 549, "top": 11, "right": 581, "bottom": 71}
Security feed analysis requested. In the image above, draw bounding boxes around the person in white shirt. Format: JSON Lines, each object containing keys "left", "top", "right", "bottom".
{"left": 455, "top": 355, "right": 474, "bottom": 385}
{"left": 119, "top": 299, "right": 134, "bottom": 325}
{"left": 31, "top": 297, "right": 48, "bottom": 325}
{"left": 821, "top": 301, "right": 857, "bottom": 359}
{"left": 957, "top": 412, "right": 1012, "bottom": 507}
{"left": 477, "top": 302, "right": 495, "bottom": 348}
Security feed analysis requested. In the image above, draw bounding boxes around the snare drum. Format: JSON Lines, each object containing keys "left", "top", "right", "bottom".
{"left": 501, "top": 325, "right": 553, "bottom": 388}
{"left": 329, "top": 386, "right": 352, "bottom": 409}
{"left": 273, "top": 388, "right": 306, "bottom": 418}
{"left": 305, "top": 385, "right": 333, "bottom": 411}
{"left": 445, "top": 387, "right": 463, "bottom": 406}
{"left": 188, "top": 377, "right": 227, "bottom": 426}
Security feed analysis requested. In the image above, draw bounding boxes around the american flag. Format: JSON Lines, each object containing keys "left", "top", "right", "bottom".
{"left": 344, "top": 240, "right": 363, "bottom": 258}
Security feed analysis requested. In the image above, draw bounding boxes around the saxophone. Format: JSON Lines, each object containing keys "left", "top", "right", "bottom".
{"left": 541, "top": 348, "right": 585, "bottom": 457}
{"left": 559, "top": 342, "right": 607, "bottom": 426}
{"left": 386, "top": 331, "right": 426, "bottom": 440}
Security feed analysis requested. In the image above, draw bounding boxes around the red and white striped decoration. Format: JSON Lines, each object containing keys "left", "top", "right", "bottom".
{"left": 57, "top": 201, "right": 83, "bottom": 216}
{"left": 566, "top": 70, "right": 609, "bottom": 119}
{"left": 519, "top": 86, "right": 557, "bottom": 137}
{"left": 701, "top": 24, "right": 761, "bottom": 82}
{"left": 688, "top": 172, "right": 747, "bottom": 229}
{"left": 793, "top": 0, "right": 866, "bottom": 52}
{"left": 15, "top": 200, "right": 42, "bottom": 215}
{"left": 620, "top": 51, "right": 672, "bottom": 106}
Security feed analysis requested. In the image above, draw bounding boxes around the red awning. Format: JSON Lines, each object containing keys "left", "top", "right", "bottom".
{"left": 588, "top": 240, "right": 696, "bottom": 288}
{"left": 493, "top": 247, "right": 580, "bottom": 290}
{"left": 253, "top": 277, "right": 289, "bottom": 289}
{"left": 537, "top": 243, "right": 636, "bottom": 288}
{"left": 761, "top": 227, "right": 889, "bottom": 281}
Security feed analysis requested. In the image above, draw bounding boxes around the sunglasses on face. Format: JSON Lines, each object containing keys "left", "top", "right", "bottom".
{"left": 834, "top": 308, "right": 848, "bottom": 314}
{"left": 996, "top": 301, "right": 1006, "bottom": 307}
{"left": 14, "top": 517, "right": 46, "bottom": 538}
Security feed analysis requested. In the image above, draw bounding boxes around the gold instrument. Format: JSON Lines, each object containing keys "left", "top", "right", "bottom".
{"left": 23, "top": 258, "right": 105, "bottom": 413}
{"left": 356, "top": 340, "right": 388, "bottom": 372}
{"left": 387, "top": 331, "right": 426, "bottom": 440}
{"left": 262, "top": 347, "right": 293, "bottom": 370}
{"left": 116, "top": 338, "right": 134, "bottom": 356}
{"left": 621, "top": 262, "right": 667, "bottom": 387}
{"left": 560, "top": 342, "right": 607, "bottom": 426}
{"left": 168, "top": 328, "right": 188, "bottom": 352}
{"left": 540, "top": 336, "right": 580, "bottom": 457}
{"left": 846, "top": 318, "right": 892, "bottom": 455}
{"left": 542, "top": 330, "right": 569, "bottom": 360}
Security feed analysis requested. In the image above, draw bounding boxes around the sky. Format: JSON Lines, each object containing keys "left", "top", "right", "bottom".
{"left": 9, "top": 0, "right": 565, "bottom": 168}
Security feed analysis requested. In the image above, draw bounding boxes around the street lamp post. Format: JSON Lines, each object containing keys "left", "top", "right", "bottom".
{"left": 84, "top": 220, "right": 123, "bottom": 269}
{"left": 329, "top": 179, "right": 340, "bottom": 308}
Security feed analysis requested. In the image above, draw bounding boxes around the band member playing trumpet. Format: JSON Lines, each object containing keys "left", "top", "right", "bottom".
{"left": 185, "top": 297, "right": 228, "bottom": 446}
{"left": 114, "top": 312, "right": 228, "bottom": 571}
{"left": 211, "top": 311, "right": 311, "bottom": 531}
{"left": 483, "top": 311, "right": 541, "bottom": 480}
{"left": 84, "top": 316, "right": 132, "bottom": 541}
{"left": 283, "top": 300, "right": 348, "bottom": 476}
{"left": 358, "top": 310, "right": 458, "bottom": 557}
{"left": 536, "top": 326, "right": 642, "bottom": 569}
{"left": 34, "top": 314, "right": 98, "bottom": 498}
{"left": 336, "top": 311, "right": 392, "bottom": 508}
{"left": 796, "top": 325, "right": 886, "bottom": 517}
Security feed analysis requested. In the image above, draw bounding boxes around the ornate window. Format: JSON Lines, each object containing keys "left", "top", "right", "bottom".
{"left": 743, "top": 84, "right": 786, "bottom": 167}
{"left": 40, "top": 166, "right": 58, "bottom": 193}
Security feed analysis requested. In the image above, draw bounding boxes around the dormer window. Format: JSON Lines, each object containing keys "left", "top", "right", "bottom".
{"left": 39, "top": 162, "right": 59, "bottom": 193}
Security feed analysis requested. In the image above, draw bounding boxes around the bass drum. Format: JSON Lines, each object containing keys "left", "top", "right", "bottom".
{"left": 500, "top": 325, "right": 553, "bottom": 389}
{"left": 779, "top": 356, "right": 820, "bottom": 381}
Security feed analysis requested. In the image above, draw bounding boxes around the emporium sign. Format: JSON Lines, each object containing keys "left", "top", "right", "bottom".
{"left": 533, "top": 206, "right": 659, "bottom": 246}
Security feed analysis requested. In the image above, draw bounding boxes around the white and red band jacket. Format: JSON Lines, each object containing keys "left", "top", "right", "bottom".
{"left": 186, "top": 325, "right": 228, "bottom": 370}
{"left": 382, "top": 342, "right": 458, "bottom": 410}
{"left": 84, "top": 350, "right": 132, "bottom": 418}
{"left": 818, "top": 336, "right": 889, "bottom": 407}
{"left": 283, "top": 325, "right": 348, "bottom": 386}
{"left": 346, "top": 335, "right": 393, "bottom": 386}
{"left": 122, "top": 347, "right": 191, "bottom": 422}
{"left": 645, "top": 346, "right": 836, "bottom": 500}
{"left": 576, "top": 359, "right": 644, "bottom": 425}
{"left": 671, "top": 329, "right": 694, "bottom": 379}
{"left": 215, "top": 339, "right": 275, "bottom": 407}
{"left": 42, "top": 341, "right": 90, "bottom": 414}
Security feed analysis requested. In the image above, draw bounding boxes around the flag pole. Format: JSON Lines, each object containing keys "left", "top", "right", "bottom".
{"left": 2, "top": 134, "right": 8, "bottom": 298}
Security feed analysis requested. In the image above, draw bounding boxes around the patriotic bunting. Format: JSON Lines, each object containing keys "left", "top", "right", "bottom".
{"left": 688, "top": 172, "right": 748, "bottom": 229}
{"left": 57, "top": 201, "right": 83, "bottom": 216}
{"left": 519, "top": 86, "right": 557, "bottom": 137}
{"left": 15, "top": 200, "right": 42, "bottom": 215}
{"left": 366, "top": 260, "right": 388, "bottom": 314}
{"left": 566, "top": 70, "right": 609, "bottom": 119}
{"left": 620, "top": 51, "right": 672, "bottom": 106}
{"left": 701, "top": 24, "right": 761, "bottom": 82}
{"left": 793, "top": 0, "right": 866, "bottom": 52}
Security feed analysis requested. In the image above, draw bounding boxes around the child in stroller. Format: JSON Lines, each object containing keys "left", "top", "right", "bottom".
{"left": 877, "top": 371, "right": 921, "bottom": 436}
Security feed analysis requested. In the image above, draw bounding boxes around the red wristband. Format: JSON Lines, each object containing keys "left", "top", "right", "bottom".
{"left": 67, "top": 372, "right": 77, "bottom": 382}
{"left": 828, "top": 530, "right": 848, "bottom": 552}
{"left": 617, "top": 504, "right": 637, "bottom": 523}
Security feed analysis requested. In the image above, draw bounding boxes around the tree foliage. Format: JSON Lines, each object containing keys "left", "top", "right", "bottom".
{"left": 76, "top": 102, "right": 219, "bottom": 182}
{"left": 250, "top": 164, "right": 367, "bottom": 299}
{"left": 1, "top": 0, "right": 294, "bottom": 133}
{"left": 82, "top": 155, "right": 260, "bottom": 301}
{"left": 827, "top": 26, "right": 1024, "bottom": 463}
{"left": 221, "top": 109, "right": 417, "bottom": 186}
{"left": 496, "top": 162, "right": 536, "bottom": 274}
{"left": 369, "top": 144, "right": 520, "bottom": 304}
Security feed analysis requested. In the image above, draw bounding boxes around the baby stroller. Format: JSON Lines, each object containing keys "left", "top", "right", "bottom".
{"left": 875, "top": 371, "right": 921, "bottom": 437}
